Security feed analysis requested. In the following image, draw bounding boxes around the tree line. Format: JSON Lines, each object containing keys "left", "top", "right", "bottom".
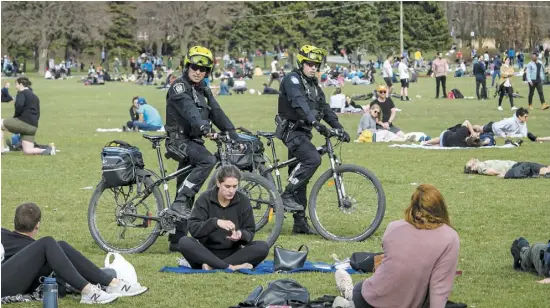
{"left": 1, "top": 1, "right": 548, "bottom": 74}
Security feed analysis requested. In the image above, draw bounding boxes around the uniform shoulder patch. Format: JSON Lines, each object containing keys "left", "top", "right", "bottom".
{"left": 291, "top": 76, "right": 300, "bottom": 85}
{"left": 173, "top": 82, "right": 186, "bottom": 94}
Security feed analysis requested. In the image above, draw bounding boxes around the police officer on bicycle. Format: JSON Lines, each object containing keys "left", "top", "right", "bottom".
{"left": 165, "top": 46, "right": 242, "bottom": 249}
{"left": 277, "top": 45, "right": 351, "bottom": 234}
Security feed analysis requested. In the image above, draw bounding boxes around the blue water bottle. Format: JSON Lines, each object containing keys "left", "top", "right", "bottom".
{"left": 42, "top": 277, "right": 58, "bottom": 308}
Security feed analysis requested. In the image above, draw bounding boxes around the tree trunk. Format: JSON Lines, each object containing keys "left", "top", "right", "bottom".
{"left": 38, "top": 45, "right": 49, "bottom": 75}
{"left": 224, "top": 39, "right": 230, "bottom": 56}
{"left": 156, "top": 39, "right": 162, "bottom": 56}
{"left": 104, "top": 49, "right": 110, "bottom": 71}
{"left": 33, "top": 46, "right": 39, "bottom": 73}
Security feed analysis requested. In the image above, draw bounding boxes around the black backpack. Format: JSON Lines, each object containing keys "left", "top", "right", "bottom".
{"left": 101, "top": 140, "right": 144, "bottom": 188}
{"left": 451, "top": 88, "right": 464, "bottom": 99}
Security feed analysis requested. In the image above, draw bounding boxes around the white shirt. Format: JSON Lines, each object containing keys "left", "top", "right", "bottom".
{"left": 271, "top": 60, "right": 278, "bottom": 73}
{"left": 459, "top": 63, "right": 466, "bottom": 71}
{"left": 382, "top": 60, "right": 392, "bottom": 78}
{"left": 330, "top": 94, "right": 346, "bottom": 110}
{"left": 234, "top": 80, "right": 246, "bottom": 87}
{"left": 398, "top": 62, "right": 409, "bottom": 79}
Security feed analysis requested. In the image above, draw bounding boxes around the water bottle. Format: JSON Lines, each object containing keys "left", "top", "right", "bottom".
{"left": 42, "top": 277, "right": 58, "bottom": 308}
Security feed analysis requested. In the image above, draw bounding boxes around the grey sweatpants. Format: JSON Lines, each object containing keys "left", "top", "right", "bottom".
{"left": 520, "top": 243, "right": 547, "bottom": 276}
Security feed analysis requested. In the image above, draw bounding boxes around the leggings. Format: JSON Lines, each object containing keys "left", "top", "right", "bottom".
{"left": 177, "top": 236, "right": 269, "bottom": 269}
{"left": 1, "top": 237, "right": 113, "bottom": 297}
{"left": 352, "top": 281, "right": 374, "bottom": 308}
{"left": 435, "top": 76, "right": 447, "bottom": 98}
{"left": 498, "top": 86, "right": 514, "bottom": 107}
{"left": 476, "top": 79, "right": 487, "bottom": 99}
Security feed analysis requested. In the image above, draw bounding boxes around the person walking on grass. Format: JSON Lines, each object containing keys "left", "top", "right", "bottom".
{"left": 473, "top": 55, "right": 487, "bottom": 100}
{"left": 497, "top": 57, "right": 518, "bottom": 111}
{"left": 525, "top": 52, "right": 549, "bottom": 110}
{"left": 432, "top": 52, "right": 449, "bottom": 99}
{"left": 382, "top": 54, "right": 394, "bottom": 96}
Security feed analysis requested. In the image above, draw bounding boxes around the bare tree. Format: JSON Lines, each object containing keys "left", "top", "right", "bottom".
{"left": 1, "top": 1, "right": 111, "bottom": 74}
{"left": 163, "top": 2, "right": 210, "bottom": 55}
{"left": 136, "top": 2, "right": 170, "bottom": 56}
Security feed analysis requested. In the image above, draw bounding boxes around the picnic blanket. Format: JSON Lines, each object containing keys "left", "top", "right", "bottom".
{"left": 160, "top": 260, "right": 360, "bottom": 275}
{"left": 96, "top": 127, "right": 165, "bottom": 133}
{"left": 389, "top": 144, "right": 516, "bottom": 150}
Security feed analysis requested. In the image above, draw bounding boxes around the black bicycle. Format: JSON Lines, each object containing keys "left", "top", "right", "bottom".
{"left": 255, "top": 129, "right": 386, "bottom": 242}
{"left": 88, "top": 133, "right": 284, "bottom": 253}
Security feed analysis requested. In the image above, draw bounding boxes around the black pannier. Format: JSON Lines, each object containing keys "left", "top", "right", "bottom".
{"left": 101, "top": 140, "right": 145, "bottom": 188}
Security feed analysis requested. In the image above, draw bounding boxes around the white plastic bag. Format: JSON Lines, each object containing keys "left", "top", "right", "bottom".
{"left": 104, "top": 252, "right": 138, "bottom": 284}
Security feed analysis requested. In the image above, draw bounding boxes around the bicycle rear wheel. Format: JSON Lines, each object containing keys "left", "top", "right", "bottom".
{"left": 88, "top": 173, "right": 164, "bottom": 253}
{"left": 237, "top": 172, "right": 283, "bottom": 247}
{"left": 308, "top": 164, "right": 386, "bottom": 242}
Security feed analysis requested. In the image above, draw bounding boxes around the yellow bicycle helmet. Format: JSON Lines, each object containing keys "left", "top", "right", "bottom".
{"left": 184, "top": 46, "right": 214, "bottom": 71}
{"left": 296, "top": 45, "right": 327, "bottom": 68}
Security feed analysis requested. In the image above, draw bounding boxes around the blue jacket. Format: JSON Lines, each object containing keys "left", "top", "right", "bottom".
{"left": 525, "top": 60, "right": 545, "bottom": 83}
{"left": 494, "top": 58, "right": 502, "bottom": 70}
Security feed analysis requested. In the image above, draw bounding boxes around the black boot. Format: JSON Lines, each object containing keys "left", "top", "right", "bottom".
{"left": 281, "top": 192, "right": 304, "bottom": 212}
{"left": 170, "top": 197, "right": 192, "bottom": 219}
{"left": 292, "top": 211, "right": 318, "bottom": 235}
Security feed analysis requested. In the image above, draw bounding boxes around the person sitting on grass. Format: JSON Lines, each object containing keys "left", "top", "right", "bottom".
{"left": 342, "top": 95, "right": 363, "bottom": 113}
{"left": 1, "top": 202, "right": 148, "bottom": 304}
{"left": 510, "top": 237, "right": 550, "bottom": 284}
{"left": 356, "top": 104, "right": 413, "bottom": 142}
{"left": 262, "top": 83, "right": 279, "bottom": 95}
{"left": 0, "top": 77, "right": 54, "bottom": 155}
{"left": 334, "top": 184, "right": 459, "bottom": 308}
{"left": 124, "top": 97, "right": 163, "bottom": 132}
{"left": 464, "top": 158, "right": 550, "bottom": 178}
{"left": 232, "top": 77, "right": 247, "bottom": 94}
{"left": 369, "top": 84, "right": 404, "bottom": 137}
{"left": 218, "top": 78, "right": 231, "bottom": 96}
{"left": 177, "top": 165, "right": 269, "bottom": 270}
{"left": 422, "top": 120, "right": 483, "bottom": 147}
{"left": 1, "top": 82, "right": 13, "bottom": 103}
{"left": 472, "top": 107, "right": 528, "bottom": 138}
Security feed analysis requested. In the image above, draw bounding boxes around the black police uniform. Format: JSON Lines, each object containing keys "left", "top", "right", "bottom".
{"left": 165, "top": 72, "right": 238, "bottom": 246}
{"left": 278, "top": 68, "right": 347, "bottom": 233}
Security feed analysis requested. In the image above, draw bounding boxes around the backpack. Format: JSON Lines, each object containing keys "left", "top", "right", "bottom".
{"left": 227, "top": 128, "right": 265, "bottom": 171}
{"left": 451, "top": 88, "right": 464, "bottom": 99}
{"left": 101, "top": 140, "right": 144, "bottom": 188}
{"left": 236, "top": 279, "right": 310, "bottom": 307}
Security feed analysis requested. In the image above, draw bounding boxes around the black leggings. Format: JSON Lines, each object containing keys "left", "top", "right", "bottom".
{"left": 177, "top": 236, "right": 269, "bottom": 269}
{"left": 353, "top": 281, "right": 374, "bottom": 308}
{"left": 476, "top": 79, "right": 487, "bottom": 99}
{"left": 1, "top": 237, "right": 113, "bottom": 297}
{"left": 498, "top": 86, "right": 514, "bottom": 107}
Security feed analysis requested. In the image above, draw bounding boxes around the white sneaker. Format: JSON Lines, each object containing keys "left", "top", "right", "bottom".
{"left": 177, "top": 257, "right": 191, "bottom": 267}
{"left": 333, "top": 296, "right": 355, "bottom": 308}
{"left": 335, "top": 269, "right": 354, "bottom": 301}
{"left": 80, "top": 284, "right": 119, "bottom": 304}
{"left": 511, "top": 106, "right": 518, "bottom": 111}
{"left": 105, "top": 279, "right": 148, "bottom": 297}
{"left": 497, "top": 106, "right": 503, "bottom": 111}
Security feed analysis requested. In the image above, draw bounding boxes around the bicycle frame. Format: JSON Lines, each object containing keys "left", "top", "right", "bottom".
{"left": 116, "top": 134, "right": 234, "bottom": 222}
{"left": 260, "top": 131, "right": 347, "bottom": 205}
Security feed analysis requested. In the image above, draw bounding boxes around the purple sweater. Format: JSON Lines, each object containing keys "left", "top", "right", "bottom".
{"left": 362, "top": 219, "right": 460, "bottom": 308}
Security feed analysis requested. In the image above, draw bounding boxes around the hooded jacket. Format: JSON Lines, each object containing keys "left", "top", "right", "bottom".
{"left": 187, "top": 187, "right": 255, "bottom": 251}
{"left": 491, "top": 114, "right": 528, "bottom": 138}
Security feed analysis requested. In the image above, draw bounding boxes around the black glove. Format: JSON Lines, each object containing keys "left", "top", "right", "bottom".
{"left": 527, "top": 132, "right": 537, "bottom": 142}
{"left": 312, "top": 121, "right": 329, "bottom": 136}
{"left": 199, "top": 124, "right": 212, "bottom": 136}
{"left": 340, "top": 130, "right": 351, "bottom": 143}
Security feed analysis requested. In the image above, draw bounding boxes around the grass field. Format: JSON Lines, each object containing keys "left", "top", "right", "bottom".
{"left": 1, "top": 72, "right": 549, "bottom": 308}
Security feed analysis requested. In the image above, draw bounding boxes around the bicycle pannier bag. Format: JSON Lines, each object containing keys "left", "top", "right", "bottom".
{"left": 228, "top": 128, "right": 265, "bottom": 171}
{"left": 101, "top": 140, "right": 144, "bottom": 188}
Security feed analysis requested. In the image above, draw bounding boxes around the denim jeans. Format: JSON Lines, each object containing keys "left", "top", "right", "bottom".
{"left": 127, "top": 121, "right": 161, "bottom": 131}
{"left": 491, "top": 70, "right": 501, "bottom": 86}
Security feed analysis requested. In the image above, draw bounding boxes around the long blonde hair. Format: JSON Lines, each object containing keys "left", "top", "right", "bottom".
{"left": 404, "top": 184, "right": 452, "bottom": 230}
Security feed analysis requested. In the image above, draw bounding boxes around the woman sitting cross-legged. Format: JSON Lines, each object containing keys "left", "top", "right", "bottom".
{"left": 334, "top": 184, "right": 460, "bottom": 308}
{"left": 177, "top": 165, "right": 269, "bottom": 270}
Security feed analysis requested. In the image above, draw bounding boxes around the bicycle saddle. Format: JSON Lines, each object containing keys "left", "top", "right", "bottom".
{"left": 142, "top": 134, "right": 167, "bottom": 141}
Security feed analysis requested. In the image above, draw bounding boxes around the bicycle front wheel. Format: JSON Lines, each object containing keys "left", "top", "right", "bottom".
{"left": 308, "top": 164, "right": 386, "bottom": 242}
{"left": 88, "top": 174, "right": 164, "bottom": 253}
{"left": 239, "top": 172, "right": 284, "bottom": 247}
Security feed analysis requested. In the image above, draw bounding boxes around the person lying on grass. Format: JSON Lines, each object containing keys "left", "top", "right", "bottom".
{"left": 464, "top": 158, "right": 550, "bottom": 178}
{"left": 472, "top": 107, "right": 529, "bottom": 138}
{"left": 176, "top": 165, "right": 269, "bottom": 271}
{"left": 1, "top": 202, "right": 147, "bottom": 304}
{"left": 510, "top": 237, "right": 550, "bottom": 284}
{"left": 421, "top": 120, "right": 487, "bottom": 147}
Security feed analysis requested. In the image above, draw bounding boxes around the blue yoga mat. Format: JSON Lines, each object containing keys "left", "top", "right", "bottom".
{"left": 160, "top": 260, "right": 361, "bottom": 275}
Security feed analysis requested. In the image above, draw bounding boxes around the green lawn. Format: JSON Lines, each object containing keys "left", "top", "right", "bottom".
{"left": 1, "top": 73, "right": 549, "bottom": 308}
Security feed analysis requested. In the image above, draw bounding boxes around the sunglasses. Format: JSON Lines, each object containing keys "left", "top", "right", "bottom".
{"left": 378, "top": 91, "right": 387, "bottom": 94}
{"left": 190, "top": 64, "right": 208, "bottom": 73}
{"left": 372, "top": 110, "right": 380, "bottom": 114}
{"left": 304, "top": 61, "right": 319, "bottom": 68}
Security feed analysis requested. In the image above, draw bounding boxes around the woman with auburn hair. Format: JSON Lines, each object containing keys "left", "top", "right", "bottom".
{"left": 334, "top": 184, "right": 460, "bottom": 308}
